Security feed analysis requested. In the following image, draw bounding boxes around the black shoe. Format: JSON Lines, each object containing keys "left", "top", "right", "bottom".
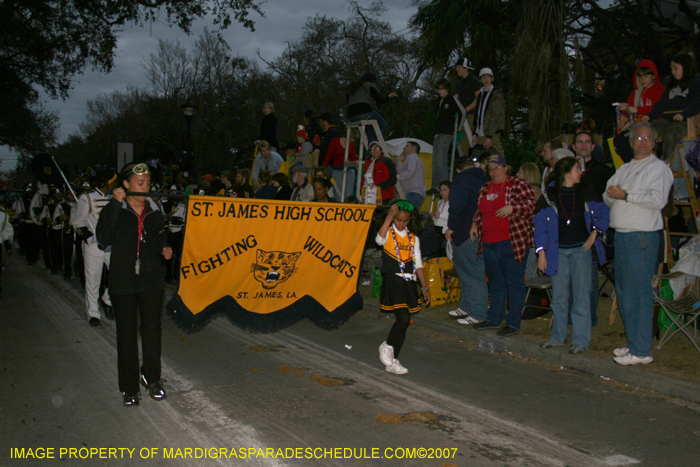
{"left": 123, "top": 392, "right": 140, "bottom": 407}
{"left": 89, "top": 317, "right": 101, "bottom": 327}
{"left": 496, "top": 326, "right": 520, "bottom": 337}
{"left": 100, "top": 299, "right": 115, "bottom": 321}
{"left": 426, "top": 188, "right": 440, "bottom": 196}
{"left": 141, "top": 375, "right": 167, "bottom": 401}
{"left": 474, "top": 321, "right": 501, "bottom": 331}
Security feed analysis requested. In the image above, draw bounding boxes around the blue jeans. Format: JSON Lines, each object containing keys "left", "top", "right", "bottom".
{"left": 550, "top": 247, "right": 592, "bottom": 347}
{"left": 404, "top": 192, "right": 425, "bottom": 212}
{"left": 453, "top": 239, "right": 488, "bottom": 321}
{"left": 590, "top": 260, "right": 599, "bottom": 327}
{"left": 331, "top": 167, "right": 356, "bottom": 200}
{"left": 432, "top": 134, "right": 452, "bottom": 190}
{"left": 349, "top": 111, "right": 387, "bottom": 143}
{"left": 614, "top": 231, "right": 659, "bottom": 358}
{"left": 482, "top": 240, "right": 526, "bottom": 329}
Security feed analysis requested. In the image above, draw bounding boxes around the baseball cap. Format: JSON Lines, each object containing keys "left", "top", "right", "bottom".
{"left": 456, "top": 57, "right": 475, "bottom": 70}
{"left": 487, "top": 152, "right": 507, "bottom": 166}
{"left": 479, "top": 68, "right": 494, "bottom": 78}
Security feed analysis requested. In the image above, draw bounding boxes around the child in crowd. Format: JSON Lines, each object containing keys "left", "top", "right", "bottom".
{"left": 377, "top": 201, "right": 430, "bottom": 375}
{"left": 431, "top": 180, "right": 450, "bottom": 257}
{"left": 618, "top": 60, "right": 665, "bottom": 124}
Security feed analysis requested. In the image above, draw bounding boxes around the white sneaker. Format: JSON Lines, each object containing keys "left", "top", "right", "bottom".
{"left": 448, "top": 308, "right": 469, "bottom": 317}
{"left": 386, "top": 359, "right": 408, "bottom": 375}
{"left": 613, "top": 347, "right": 629, "bottom": 357}
{"left": 457, "top": 316, "right": 481, "bottom": 325}
{"left": 613, "top": 354, "right": 654, "bottom": 366}
{"left": 379, "top": 342, "right": 394, "bottom": 366}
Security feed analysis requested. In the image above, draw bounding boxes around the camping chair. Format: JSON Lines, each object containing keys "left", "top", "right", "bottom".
{"left": 652, "top": 271, "right": 700, "bottom": 353}
{"left": 522, "top": 268, "right": 553, "bottom": 319}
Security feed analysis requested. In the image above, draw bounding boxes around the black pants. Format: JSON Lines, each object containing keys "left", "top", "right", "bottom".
{"left": 62, "top": 231, "right": 74, "bottom": 278}
{"left": 48, "top": 228, "right": 63, "bottom": 272}
{"left": 112, "top": 290, "right": 164, "bottom": 393}
{"left": 386, "top": 308, "right": 411, "bottom": 358}
{"left": 39, "top": 225, "right": 52, "bottom": 270}
{"left": 164, "top": 230, "right": 184, "bottom": 282}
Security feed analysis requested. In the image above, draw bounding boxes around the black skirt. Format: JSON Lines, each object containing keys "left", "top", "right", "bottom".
{"left": 380, "top": 273, "right": 421, "bottom": 314}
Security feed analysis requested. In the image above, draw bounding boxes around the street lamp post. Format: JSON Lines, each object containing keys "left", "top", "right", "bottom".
{"left": 181, "top": 100, "right": 195, "bottom": 158}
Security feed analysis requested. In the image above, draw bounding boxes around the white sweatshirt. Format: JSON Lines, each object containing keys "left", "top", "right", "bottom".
{"left": 603, "top": 154, "right": 672, "bottom": 233}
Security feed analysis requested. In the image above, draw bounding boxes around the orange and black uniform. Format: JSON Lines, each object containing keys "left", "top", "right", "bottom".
{"left": 377, "top": 227, "right": 422, "bottom": 357}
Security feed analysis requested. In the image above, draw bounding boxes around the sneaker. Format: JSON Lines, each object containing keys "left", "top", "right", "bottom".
{"left": 613, "top": 347, "right": 629, "bottom": 357}
{"left": 474, "top": 321, "right": 501, "bottom": 331}
{"left": 379, "top": 342, "right": 395, "bottom": 366}
{"left": 386, "top": 359, "right": 408, "bottom": 375}
{"left": 122, "top": 391, "right": 140, "bottom": 407}
{"left": 540, "top": 340, "right": 564, "bottom": 349}
{"left": 140, "top": 375, "right": 167, "bottom": 400}
{"left": 457, "top": 316, "right": 481, "bottom": 325}
{"left": 89, "top": 317, "right": 101, "bottom": 327}
{"left": 496, "top": 326, "right": 520, "bottom": 337}
{"left": 613, "top": 354, "right": 653, "bottom": 366}
{"left": 361, "top": 280, "right": 371, "bottom": 286}
{"left": 569, "top": 345, "right": 587, "bottom": 354}
{"left": 448, "top": 308, "right": 469, "bottom": 317}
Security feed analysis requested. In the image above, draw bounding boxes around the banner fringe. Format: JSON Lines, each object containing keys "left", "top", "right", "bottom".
{"left": 165, "top": 292, "right": 363, "bottom": 334}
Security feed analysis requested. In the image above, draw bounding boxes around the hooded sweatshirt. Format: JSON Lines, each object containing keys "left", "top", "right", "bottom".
{"left": 626, "top": 59, "right": 665, "bottom": 117}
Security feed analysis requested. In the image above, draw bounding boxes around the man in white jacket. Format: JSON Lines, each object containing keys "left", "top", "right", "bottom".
{"left": 604, "top": 122, "right": 673, "bottom": 366}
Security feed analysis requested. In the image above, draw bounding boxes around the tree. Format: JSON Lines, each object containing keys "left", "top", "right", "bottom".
{"left": 509, "top": 0, "right": 572, "bottom": 142}
{"left": 0, "top": 0, "right": 264, "bottom": 155}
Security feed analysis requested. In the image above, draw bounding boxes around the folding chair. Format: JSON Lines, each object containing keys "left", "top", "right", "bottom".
{"left": 522, "top": 269, "right": 553, "bottom": 317}
{"left": 652, "top": 271, "right": 700, "bottom": 353}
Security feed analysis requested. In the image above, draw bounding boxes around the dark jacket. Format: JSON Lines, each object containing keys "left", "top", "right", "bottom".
{"left": 455, "top": 73, "right": 481, "bottom": 113}
{"left": 275, "top": 185, "right": 293, "bottom": 201}
{"left": 447, "top": 167, "right": 489, "bottom": 246}
{"left": 259, "top": 113, "right": 279, "bottom": 149}
{"left": 319, "top": 126, "right": 342, "bottom": 167}
{"left": 435, "top": 95, "right": 466, "bottom": 135}
{"left": 96, "top": 197, "right": 169, "bottom": 295}
{"left": 255, "top": 184, "right": 278, "bottom": 200}
{"left": 647, "top": 75, "right": 700, "bottom": 121}
{"left": 580, "top": 159, "right": 615, "bottom": 198}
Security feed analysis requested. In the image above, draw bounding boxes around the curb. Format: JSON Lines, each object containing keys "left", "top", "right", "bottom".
{"left": 363, "top": 302, "right": 700, "bottom": 404}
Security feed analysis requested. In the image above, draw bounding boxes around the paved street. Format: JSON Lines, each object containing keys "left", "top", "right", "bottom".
{"left": 1, "top": 254, "right": 699, "bottom": 466}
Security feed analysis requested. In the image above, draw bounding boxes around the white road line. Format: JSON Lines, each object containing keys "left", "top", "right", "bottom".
{"left": 12, "top": 260, "right": 287, "bottom": 467}
{"left": 210, "top": 320, "right": 624, "bottom": 467}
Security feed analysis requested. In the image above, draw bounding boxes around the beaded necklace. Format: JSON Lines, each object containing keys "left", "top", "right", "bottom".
{"left": 390, "top": 225, "right": 416, "bottom": 281}
{"left": 559, "top": 187, "right": 575, "bottom": 225}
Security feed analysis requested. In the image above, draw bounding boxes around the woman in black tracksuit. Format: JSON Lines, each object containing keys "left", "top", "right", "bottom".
{"left": 97, "top": 162, "right": 172, "bottom": 407}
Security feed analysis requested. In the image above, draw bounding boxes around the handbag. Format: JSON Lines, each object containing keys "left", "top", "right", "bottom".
{"left": 305, "top": 149, "right": 319, "bottom": 169}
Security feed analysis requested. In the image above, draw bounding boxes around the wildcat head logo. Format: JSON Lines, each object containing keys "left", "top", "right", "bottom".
{"left": 251, "top": 250, "right": 301, "bottom": 289}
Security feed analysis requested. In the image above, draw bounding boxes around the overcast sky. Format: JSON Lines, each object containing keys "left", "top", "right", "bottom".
{"left": 0, "top": 0, "right": 416, "bottom": 172}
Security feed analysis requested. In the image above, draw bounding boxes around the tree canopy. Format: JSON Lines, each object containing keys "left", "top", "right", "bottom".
{"left": 0, "top": 0, "right": 263, "bottom": 158}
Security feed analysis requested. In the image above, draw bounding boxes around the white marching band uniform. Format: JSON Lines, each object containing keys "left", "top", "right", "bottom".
{"left": 71, "top": 188, "right": 112, "bottom": 320}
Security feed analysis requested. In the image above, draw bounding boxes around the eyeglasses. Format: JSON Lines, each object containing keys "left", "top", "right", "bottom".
{"left": 131, "top": 163, "right": 151, "bottom": 176}
{"left": 635, "top": 136, "right": 653, "bottom": 143}
{"left": 396, "top": 200, "right": 415, "bottom": 212}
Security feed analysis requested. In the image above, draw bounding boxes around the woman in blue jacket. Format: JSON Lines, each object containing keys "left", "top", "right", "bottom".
{"left": 533, "top": 157, "right": 610, "bottom": 354}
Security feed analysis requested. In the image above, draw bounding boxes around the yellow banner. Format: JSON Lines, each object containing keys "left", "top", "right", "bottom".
{"left": 169, "top": 196, "right": 376, "bottom": 331}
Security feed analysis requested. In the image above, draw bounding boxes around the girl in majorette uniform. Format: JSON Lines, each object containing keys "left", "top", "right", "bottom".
{"left": 376, "top": 200, "right": 430, "bottom": 374}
